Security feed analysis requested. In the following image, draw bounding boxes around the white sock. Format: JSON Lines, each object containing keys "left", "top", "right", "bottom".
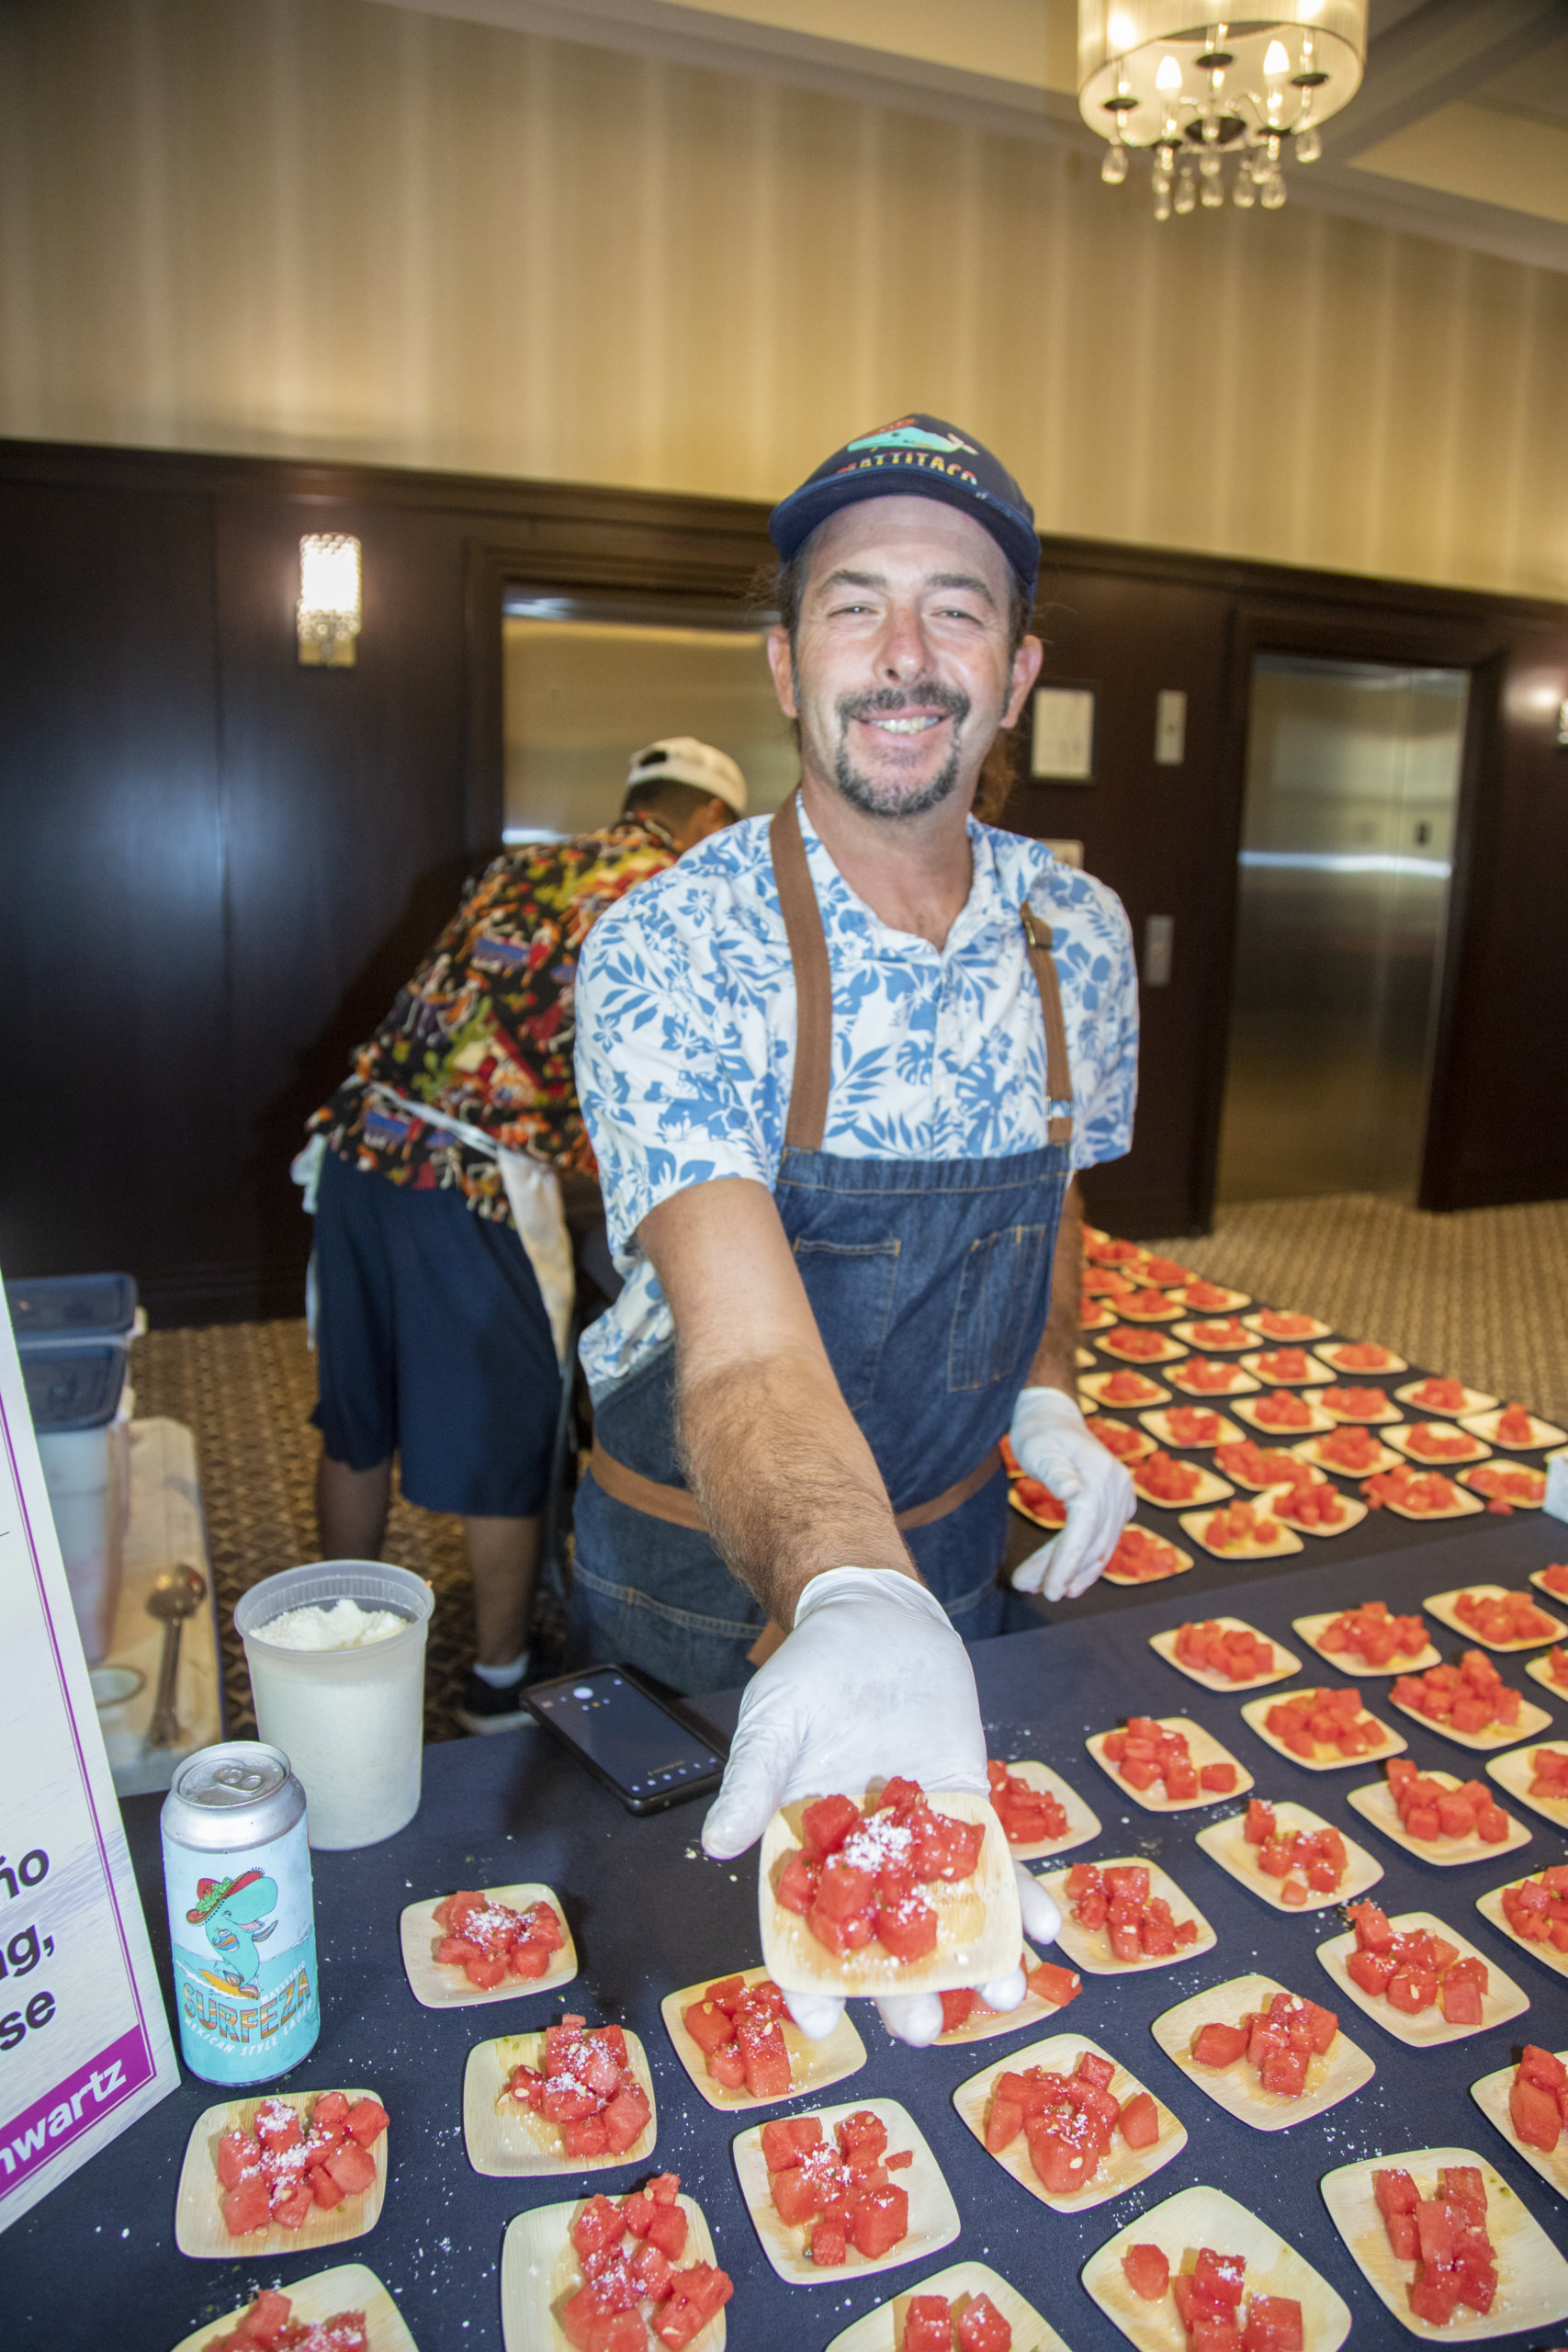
{"left": 472, "top": 1650, "right": 530, "bottom": 1691}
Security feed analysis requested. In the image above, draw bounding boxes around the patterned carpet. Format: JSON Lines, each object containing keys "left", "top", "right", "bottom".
{"left": 131, "top": 1191, "right": 1568, "bottom": 1745}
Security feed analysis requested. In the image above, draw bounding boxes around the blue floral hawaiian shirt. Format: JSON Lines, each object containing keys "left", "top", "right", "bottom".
{"left": 575, "top": 799, "right": 1139, "bottom": 1400}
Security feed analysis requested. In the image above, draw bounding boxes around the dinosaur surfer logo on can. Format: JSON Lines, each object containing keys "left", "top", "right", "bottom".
{"left": 161, "top": 1742, "right": 320, "bottom": 2085}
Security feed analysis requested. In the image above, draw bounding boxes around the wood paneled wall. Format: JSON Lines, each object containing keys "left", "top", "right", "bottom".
{"left": 0, "top": 0, "right": 1566, "bottom": 604}
{"left": 2, "top": 437, "right": 1564, "bottom": 1322}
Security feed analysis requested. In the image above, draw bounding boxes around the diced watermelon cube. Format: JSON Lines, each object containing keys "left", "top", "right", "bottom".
{"left": 955, "top": 2292, "right": 1013, "bottom": 2352}
{"left": 220, "top": 2172, "right": 272, "bottom": 2237}
{"left": 849, "top": 2182, "right": 908, "bottom": 2258}
{"left": 1122, "top": 2243, "right": 1170, "bottom": 2301}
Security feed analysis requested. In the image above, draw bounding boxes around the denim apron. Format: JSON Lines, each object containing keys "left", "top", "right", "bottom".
{"left": 570, "top": 794, "right": 1076, "bottom": 1693}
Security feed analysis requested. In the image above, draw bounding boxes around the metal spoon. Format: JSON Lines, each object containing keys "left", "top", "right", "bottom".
{"left": 146, "top": 1566, "right": 208, "bottom": 1748}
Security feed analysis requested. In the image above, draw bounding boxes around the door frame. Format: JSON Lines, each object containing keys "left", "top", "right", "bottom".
{"left": 1195, "top": 603, "right": 1514, "bottom": 1227}
{"left": 461, "top": 487, "right": 776, "bottom": 853}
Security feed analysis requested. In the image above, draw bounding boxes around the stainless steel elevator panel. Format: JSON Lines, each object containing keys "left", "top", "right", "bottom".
{"left": 1216, "top": 656, "right": 1468, "bottom": 1204}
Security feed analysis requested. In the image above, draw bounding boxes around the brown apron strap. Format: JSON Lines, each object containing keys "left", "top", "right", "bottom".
{"left": 1021, "top": 902, "right": 1075, "bottom": 1147}
{"left": 588, "top": 1440, "right": 1002, "bottom": 1535}
{"left": 769, "top": 792, "right": 833, "bottom": 1152}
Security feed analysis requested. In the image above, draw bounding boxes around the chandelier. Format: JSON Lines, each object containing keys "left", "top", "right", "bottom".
{"left": 1077, "top": 5, "right": 1368, "bottom": 217}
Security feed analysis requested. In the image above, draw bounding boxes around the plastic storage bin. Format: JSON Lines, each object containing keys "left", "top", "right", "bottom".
{"left": 24, "top": 1343, "right": 131, "bottom": 1665}
{"left": 6, "top": 1271, "right": 140, "bottom": 1345}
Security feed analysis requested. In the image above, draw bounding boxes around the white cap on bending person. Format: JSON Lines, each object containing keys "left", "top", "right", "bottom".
{"left": 626, "top": 737, "right": 748, "bottom": 816}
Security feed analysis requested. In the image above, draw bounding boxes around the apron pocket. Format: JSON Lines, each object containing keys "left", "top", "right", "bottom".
{"left": 947, "top": 1222, "right": 1053, "bottom": 1392}
{"left": 793, "top": 1236, "right": 901, "bottom": 1409}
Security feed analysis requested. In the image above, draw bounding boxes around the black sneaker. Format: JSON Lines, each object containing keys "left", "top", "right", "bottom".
{"left": 455, "top": 1670, "right": 532, "bottom": 1736}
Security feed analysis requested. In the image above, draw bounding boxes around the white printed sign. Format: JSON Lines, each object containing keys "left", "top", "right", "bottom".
{"left": 0, "top": 1274, "right": 176, "bottom": 2231}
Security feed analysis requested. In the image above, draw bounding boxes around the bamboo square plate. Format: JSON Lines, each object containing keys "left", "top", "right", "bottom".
{"left": 1217, "top": 1447, "right": 1329, "bottom": 1496}
{"left": 1116, "top": 1291, "right": 1185, "bottom": 1322}
{"left": 1233, "top": 1395, "right": 1338, "bottom": 1439}
{"left": 1081, "top": 1368, "right": 1170, "bottom": 1409}
{"left": 1099, "top": 1329, "right": 1189, "bottom": 1366}
{"left": 1525, "top": 1650, "right": 1568, "bottom": 1701}
{"left": 731, "top": 2096, "right": 958, "bottom": 2286}
{"left": 170, "top": 2265, "right": 415, "bottom": 2352}
{"left": 1080, "top": 1299, "right": 1117, "bottom": 1331}
{"left": 1082, "top": 2181, "right": 1351, "bottom": 2352}
{"left": 1195, "top": 1801, "right": 1383, "bottom": 1914}
{"left": 398, "top": 1883, "right": 577, "bottom": 2010}
{"left": 174, "top": 2087, "right": 389, "bottom": 2259}
{"left": 1172, "top": 1281, "right": 1251, "bottom": 1312}
{"left": 1239, "top": 1349, "right": 1337, "bottom": 1385}
{"left": 1034, "top": 1858, "right": 1216, "bottom": 1976}
{"left": 1147, "top": 1618, "right": 1299, "bottom": 1692}
{"left": 925, "top": 1939, "right": 1082, "bottom": 2049}
{"left": 1345, "top": 1772, "right": 1530, "bottom": 1867}
{"left": 1170, "top": 1318, "right": 1253, "bottom": 1351}
{"left": 1139, "top": 1407, "right": 1244, "bottom": 1451}
{"left": 1010, "top": 1482, "right": 1066, "bottom": 1532}
{"left": 823, "top": 2259, "right": 1071, "bottom": 2352}
{"left": 953, "top": 2030, "right": 1186, "bottom": 2212}
{"left": 1396, "top": 1379, "right": 1498, "bottom": 1417}
{"left": 1460, "top": 1464, "right": 1548, "bottom": 1509}
{"left": 1086, "top": 1716, "right": 1253, "bottom": 1813}
{"left": 1241, "top": 1689, "right": 1405, "bottom": 1770}
{"left": 1133, "top": 1458, "right": 1235, "bottom": 1510}
{"left": 1487, "top": 1740, "right": 1568, "bottom": 1829}
{"left": 1167, "top": 1360, "right": 1261, "bottom": 1399}
{"left": 1292, "top": 1431, "right": 1404, "bottom": 1477}
{"left": 1320, "top": 2146, "right": 1568, "bottom": 2342}
{"left": 501, "top": 2193, "right": 726, "bottom": 2352}
{"left": 759, "top": 1792, "right": 1019, "bottom": 1998}
{"left": 1475, "top": 1873, "right": 1568, "bottom": 1982}
{"left": 1315, "top": 1911, "right": 1529, "bottom": 2045}
{"left": 1089, "top": 1414, "right": 1158, "bottom": 1464}
{"left": 660, "top": 1964, "right": 867, "bottom": 2112}
{"left": 1388, "top": 1689, "right": 1551, "bottom": 1752}
{"left": 1150, "top": 1973, "right": 1375, "bottom": 2132}
{"left": 1292, "top": 1610, "right": 1440, "bottom": 1676}
{"left": 1461, "top": 1406, "right": 1567, "bottom": 1451}
{"left": 1274, "top": 1488, "right": 1371, "bottom": 1541}
{"left": 1103, "top": 1530, "right": 1194, "bottom": 1586}
{"left": 1178, "top": 1507, "right": 1303, "bottom": 1563}
{"left": 1318, "top": 1341, "right": 1408, "bottom": 1375}
{"left": 464, "top": 2030, "right": 658, "bottom": 2177}
{"left": 1470, "top": 2046, "right": 1568, "bottom": 2206}
{"left": 1244, "top": 1309, "right": 1333, "bottom": 1342}
{"left": 987, "top": 1758, "right": 1102, "bottom": 1861}
{"left": 1369, "top": 1479, "right": 1486, "bottom": 1522}
{"left": 1386, "top": 1424, "right": 1493, "bottom": 1468}
{"left": 1318, "top": 1387, "right": 1404, "bottom": 1426}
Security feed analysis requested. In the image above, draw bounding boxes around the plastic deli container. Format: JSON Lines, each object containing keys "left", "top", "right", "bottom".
{"left": 233, "top": 1563, "right": 434, "bottom": 1850}
{"left": 25, "top": 1342, "right": 132, "bottom": 1665}
{"left": 6, "top": 1272, "right": 141, "bottom": 1346}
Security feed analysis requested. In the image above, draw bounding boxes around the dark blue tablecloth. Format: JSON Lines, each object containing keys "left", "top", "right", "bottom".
{"left": 11, "top": 1514, "right": 1568, "bottom": 2350}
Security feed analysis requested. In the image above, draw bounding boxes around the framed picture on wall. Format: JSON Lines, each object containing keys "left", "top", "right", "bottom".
{"left": 1031, "top": 684, "right": 1097, "bottom": 783}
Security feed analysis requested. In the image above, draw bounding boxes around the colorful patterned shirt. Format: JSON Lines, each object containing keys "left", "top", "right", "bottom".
{"left": 575, "top": 801, "right": 1139, "bottom": 1399}
{"left": 310, "top": 814, "right": 678, "bottom": 1219}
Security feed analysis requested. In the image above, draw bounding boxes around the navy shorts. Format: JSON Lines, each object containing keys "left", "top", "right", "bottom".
{"left": 311, "top": 1149, "right": 560, "bottom": 1518}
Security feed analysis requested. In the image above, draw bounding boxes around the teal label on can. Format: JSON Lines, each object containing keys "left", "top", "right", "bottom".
{"left": 164, "top": 1815, "right": 320, "bottom": 2085}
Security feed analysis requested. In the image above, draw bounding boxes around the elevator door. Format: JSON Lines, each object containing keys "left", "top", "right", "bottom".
{"left": 1216, "top": 655, "right": 1468, "bottom": 1204}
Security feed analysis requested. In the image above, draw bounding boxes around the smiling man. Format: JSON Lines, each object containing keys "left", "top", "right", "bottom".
{"left": 570, "top": 417, "right": 1139, "bottom": 2037}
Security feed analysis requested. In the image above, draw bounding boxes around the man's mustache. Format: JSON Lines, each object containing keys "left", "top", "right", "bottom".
{"left": 836, "top": 682, "right": 971, "bottom": 729}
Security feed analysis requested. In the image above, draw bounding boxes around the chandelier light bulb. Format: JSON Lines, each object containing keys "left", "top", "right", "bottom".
{"left": 1174, "top": 171, "right": 1198, "bottom": 214}
{"left": 1233, "top": 169, "right": 1256, "bottom": 207}
{"left": 1101, "top": 142, "right": 1129, "bottom": 183}
{"left": 1295, "top": 122, "right": 1322, "bottom": 162}
{"left": 1155, "top": 192, "right": 1173, "bottom": 220}
{"left": 1156, "top": 52, "right": 1183, "bottom": 92}
{"left": 1260, "top": 171, "right": 1287, "bottom": 208}
{"left": 1263, "top": 39, "right": 1290, "bottom": 75}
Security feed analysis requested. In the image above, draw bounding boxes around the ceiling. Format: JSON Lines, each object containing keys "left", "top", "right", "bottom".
{"left": 369, "top": 0, "right": 1568, "bottom": 270}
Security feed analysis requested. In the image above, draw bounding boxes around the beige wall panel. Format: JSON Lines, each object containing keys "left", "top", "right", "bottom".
{"left": 0, "top": 0, "right": 1564, "bottom": 599}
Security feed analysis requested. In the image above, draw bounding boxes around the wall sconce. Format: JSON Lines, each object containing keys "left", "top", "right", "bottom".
{"left": 297, "top": 534, "right": 361, "bottom": 667}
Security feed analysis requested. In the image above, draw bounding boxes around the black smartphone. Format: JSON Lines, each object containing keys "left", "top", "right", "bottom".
{"left": 523, "top": 1664, "right": 728, "bottom": 1815}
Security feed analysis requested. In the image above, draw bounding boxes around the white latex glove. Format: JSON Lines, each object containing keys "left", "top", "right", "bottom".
{"left": 1009, "top": 1385, "right": 1135, "bottom": 1601}
{"left": 702, "top": 1566, "right": 1013, "bottom": 2046}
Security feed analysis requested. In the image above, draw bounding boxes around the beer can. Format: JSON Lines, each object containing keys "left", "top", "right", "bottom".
{"left": 160, "top": 1741, "right": 320, "bottom": 2086}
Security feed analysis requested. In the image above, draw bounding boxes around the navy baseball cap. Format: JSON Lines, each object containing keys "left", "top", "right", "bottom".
{"left": 769, "top": 414, "right": 1039, "bottom": 602}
